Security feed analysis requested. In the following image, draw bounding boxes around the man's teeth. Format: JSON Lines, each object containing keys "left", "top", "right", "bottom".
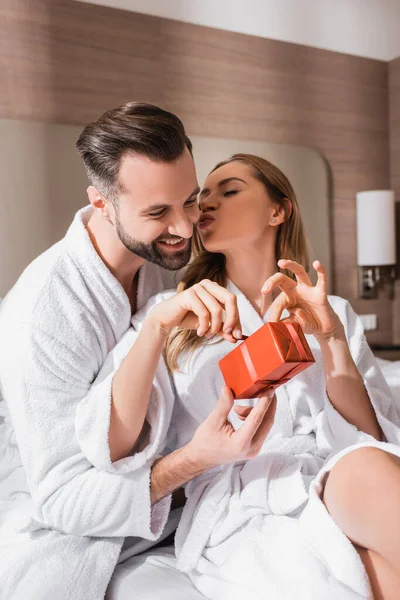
{"left": 160, "top": 238, "right": 183, "bottom": 245}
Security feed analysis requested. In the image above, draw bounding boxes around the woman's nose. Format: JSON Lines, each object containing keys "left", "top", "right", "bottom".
{"left": 200, "top": 197, "right": 219, "bottom": 212}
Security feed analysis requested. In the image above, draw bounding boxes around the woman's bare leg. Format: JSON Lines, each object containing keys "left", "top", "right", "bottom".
{"left": 323, "top": 447, "right": 400, "bottom": 599}
{"left": 355, "top": 545, "right": 400, "bottom": 600}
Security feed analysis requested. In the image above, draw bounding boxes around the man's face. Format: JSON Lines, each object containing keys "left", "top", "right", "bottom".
{"left": 111, "top": 149, "right": 200, "bottom": 270}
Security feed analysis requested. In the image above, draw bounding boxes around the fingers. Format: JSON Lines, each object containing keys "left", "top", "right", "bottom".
{"left": 197, "top": 280, "right": 242, "bottom": 340}
{"left": 251, "top": 393, "right": 277, "bottom": 449}
{"left": 313, "top": 260, "right": 328, "bottom": 294}
{"left": 276, "top": 258, "right": 327, "bottom": 293}
{"left": 212, "top": 386, "right": 235, "bottom": 422}
{"left": 268, "top": 292, "right": 288, "bottom": 322}
{"left": 261, "top": 272, "right": 296, "bottom": 296}
{"left": 183, "top": 289, "right": 212, "bottom": 336}
{"left": 235, "top": 388, "right": 275, "bottom": 446}
{"left": 193, "top": 284, "right": 225, "bottom": 338}
{"left": 277, "top": 259, "right": 312, "bottom": 286}
{"left": 261, "top": 260, "right": 328, "bottom": 323}
{"left": 234, "top": 404, "right": 254, "bottom": 421}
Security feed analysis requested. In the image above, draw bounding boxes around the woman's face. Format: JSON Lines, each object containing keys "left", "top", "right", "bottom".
{"left": 198, "top": 161, "right": 279, "bottom": 254}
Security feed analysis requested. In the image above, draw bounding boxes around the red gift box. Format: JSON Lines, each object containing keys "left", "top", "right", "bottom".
{"left": 219, "top": 322, "right": 315, "bottom": 399}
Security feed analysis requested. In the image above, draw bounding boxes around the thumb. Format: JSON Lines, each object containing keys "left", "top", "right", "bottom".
{"left": 268, "top": 292, "right": 288, "bottom": 322}
{"left": 234, "top": 405, "right": 254, "bottom": 421}
{"left": 212, "top": 386, "right": 235, "bottom": 421}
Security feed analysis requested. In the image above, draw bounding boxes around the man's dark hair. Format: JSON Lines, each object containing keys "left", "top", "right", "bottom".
{"left": 76, "top": 102, "right": 193, "bottom": 201}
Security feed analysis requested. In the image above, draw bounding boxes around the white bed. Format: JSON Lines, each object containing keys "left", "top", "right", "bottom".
{"left": 375, "top": 357, "right": 400, "bottom": 407}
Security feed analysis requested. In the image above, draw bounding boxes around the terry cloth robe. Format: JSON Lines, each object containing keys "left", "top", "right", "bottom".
{"left": 0, "top": 206, "right": 178, "bottom": 600}
{"left": 169, "top": 282, "right": 400, "bottom": 600}
{"left": 121, "top": 282, "right": 400, "bottom": 599}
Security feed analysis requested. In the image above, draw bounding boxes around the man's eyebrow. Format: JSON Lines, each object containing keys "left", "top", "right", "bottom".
{"left": 140, "top": 186, "right": 200, "bottom": 215}
{"left": 200, "top": 177, "right": 247, "bottom": 197}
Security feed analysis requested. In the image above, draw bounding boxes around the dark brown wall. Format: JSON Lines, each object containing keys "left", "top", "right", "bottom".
{"left": 389, "top": 57, "right": 400, "bottom": 343}
{"left": 390, "top": 57, "right": 400, "bottom": 199}
{"left": 0, "top": 0, "right": 394, "bottom": 342}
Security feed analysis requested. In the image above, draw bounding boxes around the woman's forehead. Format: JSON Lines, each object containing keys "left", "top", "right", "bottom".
{"left": 204, "top": 161, "right": 251, "bottom": 188}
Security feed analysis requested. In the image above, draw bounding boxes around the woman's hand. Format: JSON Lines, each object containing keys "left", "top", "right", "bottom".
{"left": 148, "top": 279, "right": 242, "bottom": 343}
{"left": 262, "top": 259, "right": 341, "bottom": 340}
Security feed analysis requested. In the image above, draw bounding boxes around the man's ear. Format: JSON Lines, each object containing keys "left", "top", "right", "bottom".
{"left": 87, "top": 186, "right": 112, "bottom": 220}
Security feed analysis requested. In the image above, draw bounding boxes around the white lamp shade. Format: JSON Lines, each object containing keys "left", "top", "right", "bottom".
{"left": 356, "top": 190, "right": 396, "bottom": 266}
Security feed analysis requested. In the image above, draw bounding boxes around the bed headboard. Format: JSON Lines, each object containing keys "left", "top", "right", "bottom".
{"left": 191, "top": 136, "right": 331, "bottom": 290}
{"left": 0, "top": 120, "right": 331, "bottom": 296}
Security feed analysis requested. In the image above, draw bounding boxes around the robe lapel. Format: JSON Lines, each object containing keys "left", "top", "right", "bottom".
{"left": 226, "top": 279, "right": 293, "bottom": 437}
{"left": 227, "top": 279, "right": 289, "bottom": 335}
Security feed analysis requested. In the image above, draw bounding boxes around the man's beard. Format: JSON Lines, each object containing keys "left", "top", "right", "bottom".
{"left": 115, "top": 216, "right": 192, "bottom": 271}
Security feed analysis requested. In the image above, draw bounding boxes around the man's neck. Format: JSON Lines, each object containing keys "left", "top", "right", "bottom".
{"left": 86, "top": 211, "right": 144, "bottom": 310}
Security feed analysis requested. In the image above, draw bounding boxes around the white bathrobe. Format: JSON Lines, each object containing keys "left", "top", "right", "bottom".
{"left": 128, "top": 281, "right": 400, "bottom": 599}
{"left": 0, "top": 207, "right": 178, "bottom": 600}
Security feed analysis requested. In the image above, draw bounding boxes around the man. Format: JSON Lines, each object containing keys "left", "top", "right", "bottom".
{"left": 0, "top": 103, "right": 274, "bottom": 600}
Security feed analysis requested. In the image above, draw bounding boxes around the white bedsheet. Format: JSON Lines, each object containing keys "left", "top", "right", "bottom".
{"left": 107, "top": 546, "right": 205, "bottom": 599}
{"left": 376, "top": 357, "right": 400, "bottom": 406}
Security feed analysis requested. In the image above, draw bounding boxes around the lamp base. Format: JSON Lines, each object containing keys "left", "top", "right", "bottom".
{"left": 358, "top": 265, "right": 396, "bottom": 300}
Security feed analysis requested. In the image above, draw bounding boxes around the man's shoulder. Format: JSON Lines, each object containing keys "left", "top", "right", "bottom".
{"left": 0, "top": 239, "right": 87, "bottom": 333}
{"left": 2, "top": 241, "right": 64, "bottom": 312}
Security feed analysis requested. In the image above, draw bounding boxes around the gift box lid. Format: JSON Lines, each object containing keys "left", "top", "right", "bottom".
{"left": 219, "top": 321, "right": 314, "bottom": 395}
{"left": 245, "top": 322, "right": 314, "bottom": 379}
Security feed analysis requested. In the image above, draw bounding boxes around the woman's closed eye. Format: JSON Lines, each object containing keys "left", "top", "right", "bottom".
{"left": 223, "top": 189, "right": 238, "bottom": 197}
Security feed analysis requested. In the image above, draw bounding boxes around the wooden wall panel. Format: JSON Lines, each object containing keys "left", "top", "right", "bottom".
{"left": 389, "top": 57, "right": 400, "bottom": 343}
{"left": 0, "top": 0, "right": 393, "bottom": 342}
{"left": 390, "top": 58, "right": 400, "bottom": 199}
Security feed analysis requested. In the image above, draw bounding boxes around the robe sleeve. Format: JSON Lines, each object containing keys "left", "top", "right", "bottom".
{"left": 0, "top": 312, "right": 171, "bottom": 539}
{"left": 75, "top": 290, "right": 176, "bottom": 472}
{"left": 315, "top": 299, "right": 400, "bottom": 456}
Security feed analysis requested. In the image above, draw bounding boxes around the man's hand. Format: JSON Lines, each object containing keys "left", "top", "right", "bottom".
{"left": 148, "top": 279, "right": 242, "bottom": 343}
{"left": 186, "top": 386, "right": 277, "bottom": 469}
{"left": 150, "top": 386, "right": 276, "bottom": 504}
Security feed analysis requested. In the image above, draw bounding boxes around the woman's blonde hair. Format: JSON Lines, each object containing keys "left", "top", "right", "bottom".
{"left": 164, "top": 153, "right": 310, "bottom": 371}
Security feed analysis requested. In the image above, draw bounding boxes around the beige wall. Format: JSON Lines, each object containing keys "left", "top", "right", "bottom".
{"left": 0, "top": 119, "right": 87, "bottom": 296}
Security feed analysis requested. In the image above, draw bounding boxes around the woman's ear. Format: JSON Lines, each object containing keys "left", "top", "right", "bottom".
{"left": 270, "top": 198, "right": 292, "bottom": 227}
{"left": 271, "top": 199, "right": 292, "bottom": 225}
{"left": 282, "top": 198, "right": 293, "bottom": 220}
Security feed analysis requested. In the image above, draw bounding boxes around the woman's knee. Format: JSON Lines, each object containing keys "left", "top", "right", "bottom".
{"left": 323, "top": 447, "right": 398, "bottom": 524}
{"left": 323, "top": 447, "right": 400, "bottom": 534}
{"left": 332, "top": 446, "right": 389, "bottom": 474}
{"left": 324, "top": 447, "right": 395, "bottom": 501}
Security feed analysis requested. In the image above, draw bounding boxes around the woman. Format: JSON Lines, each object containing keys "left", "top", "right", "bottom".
{"left": 107, "top": 154, "right": 400, "bottom": 599}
